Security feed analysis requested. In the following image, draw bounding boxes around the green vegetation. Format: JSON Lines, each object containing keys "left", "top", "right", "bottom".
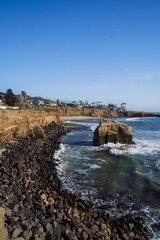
{"left": 34, "top": 107, "right": 60, "bottom": 114}
{"left": 81, "top": 112, "right": 93, "bottom": 116}
{"left": 5, "top": 89, "right": 20, "bottom": 106}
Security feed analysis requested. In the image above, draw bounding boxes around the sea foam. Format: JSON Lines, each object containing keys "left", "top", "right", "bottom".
{"left": 106, "top": 139, "right": 160, "bottom": 156}
{"left": 126, "top": 117, "right": 143, "bottom": 121}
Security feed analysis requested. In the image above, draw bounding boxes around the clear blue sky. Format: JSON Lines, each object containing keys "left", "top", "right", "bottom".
{"left": 0, "top": 0, "right": 160, "bottom": 111}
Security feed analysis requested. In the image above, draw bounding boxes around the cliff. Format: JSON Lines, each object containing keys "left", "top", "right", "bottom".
{"left": 0, "top": 110, "right": 62, "bottom": 142}
{"left": 48, "top": 106, "right": 119, "bottom": 118}
{"left": 46, "top": 107, "right": 160, "bottom": 118}
{"left": 1, "top": 108, "right": 158, "bottom": 142}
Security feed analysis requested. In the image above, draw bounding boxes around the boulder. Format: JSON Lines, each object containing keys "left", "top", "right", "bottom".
{"left": 93, "top": 119, "right": 135, "bottom": 146}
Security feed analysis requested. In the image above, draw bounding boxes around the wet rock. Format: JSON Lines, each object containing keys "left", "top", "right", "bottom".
{"left": 107, "top": 213, "right": 116, "bottom": 222}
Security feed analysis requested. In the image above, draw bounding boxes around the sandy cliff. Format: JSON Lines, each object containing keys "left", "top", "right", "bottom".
{"left": 0, "top": 110, "right": 62, "bottom": 142}
{"left": 49, "top": 106, "right": 119, "bottom": 118}
{"left": 54, "top": 107, "right": 160, "bottom": 118}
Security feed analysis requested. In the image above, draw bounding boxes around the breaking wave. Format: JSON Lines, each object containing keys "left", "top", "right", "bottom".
{"left": 106, "top": 139, "right": 160, "bottom": 156}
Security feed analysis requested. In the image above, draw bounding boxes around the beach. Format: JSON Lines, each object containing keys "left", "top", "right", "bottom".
{"left": 61, "top": 116, "right": 104, "bottom": 120}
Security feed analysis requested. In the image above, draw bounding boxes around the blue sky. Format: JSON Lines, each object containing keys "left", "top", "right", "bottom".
{"left": 0, "top": 0, "right": 160, "bottom": 111}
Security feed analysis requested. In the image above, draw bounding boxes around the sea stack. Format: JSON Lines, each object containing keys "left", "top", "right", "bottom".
{"left": 93, "top": 119, "right": 135, "bottom": 146}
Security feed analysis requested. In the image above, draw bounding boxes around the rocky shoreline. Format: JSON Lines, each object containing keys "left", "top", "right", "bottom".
{"left": 0, "top": 121, "right": 151, "bottom": 240}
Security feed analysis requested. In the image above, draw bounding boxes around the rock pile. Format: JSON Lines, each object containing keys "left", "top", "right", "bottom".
{"left": 0, "top": 207, "right": 24, "bottom": 240}
{"left": 0, "top": 121, "right": 150, "bottom": 239}
{"left": 93, "top": 119, "right": 135, "bottom": 146}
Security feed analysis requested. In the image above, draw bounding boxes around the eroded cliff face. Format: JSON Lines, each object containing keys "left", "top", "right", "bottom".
{"left": 0, "top": 110, "right": 62, "bottom": 142}
{"left": 50, "top": 107, "right": 119, "bottom": 118}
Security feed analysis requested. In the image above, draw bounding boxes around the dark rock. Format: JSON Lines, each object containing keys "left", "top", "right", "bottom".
{"left": 46, "top": 223, "right": 53, "bottom": 234}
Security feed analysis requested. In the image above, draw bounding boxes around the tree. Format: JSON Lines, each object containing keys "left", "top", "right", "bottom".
{"left": 5, "top": 89, "right": 18, "bottom": 106}
{"left": 121, "top": 103, "right": 126, "bottom": 111}
{"left": 57, "top": 99, "right": 60, "bottom": 105}
{"left": 21, "top": 91, "right": 27, "bottom": 109}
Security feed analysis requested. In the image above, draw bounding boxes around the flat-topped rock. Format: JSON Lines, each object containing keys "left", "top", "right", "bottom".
{"left": 93, "top": 119, "right": 135, "bottom": 146}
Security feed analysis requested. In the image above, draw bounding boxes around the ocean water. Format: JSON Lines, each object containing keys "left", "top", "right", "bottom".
{"left": 54, "top": 117, "right": 160, "bottom": 239}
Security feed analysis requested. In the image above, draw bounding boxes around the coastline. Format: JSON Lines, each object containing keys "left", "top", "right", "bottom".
{"left": 0, "top": 121, "right": 151, "bottom": 239}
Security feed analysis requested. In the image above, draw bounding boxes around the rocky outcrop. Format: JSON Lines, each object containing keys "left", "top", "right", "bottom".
{"left": 93, "top": 119, "right": 135, "bottom": 146}
{"left": 0, "top": 110, "right": 62, "bottom": 141}
{"left": 124, "top": 111, "right": 160, "bottom": 117}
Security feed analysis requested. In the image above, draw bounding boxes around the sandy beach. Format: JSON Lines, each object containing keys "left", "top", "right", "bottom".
{"left": 61, "top": 116, "right": 104, "bottom": 120}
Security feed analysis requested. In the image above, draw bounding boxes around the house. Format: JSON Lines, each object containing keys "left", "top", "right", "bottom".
{"left": 0, "top": 99, "right": 6, "bottom": 109}
{"left": 43, "top": 99, "right": 57, "bottom": 107}
{"left": 108, "top": 104, "right": 117, "bottom": 111}
{"left": 0, "top": 93, "right": 5, "bottom": 101}
{"left": 0, "top": 99, "right": 5, "bottom": 105}
{"left": 49, "top": 101, "right": 57, "bottom": 107}
{"left": 33, "top": 98, "right": 44, "bottom": 106}
{"left": 77, "top": 104, "right": 83, "bottom": 108}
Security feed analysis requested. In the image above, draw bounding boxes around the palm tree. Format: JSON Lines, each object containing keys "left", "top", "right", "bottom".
{"left": 121, "top": 103, "right": 126, "bottom": 111}
{"left": 21, "top": 91, "right": 27, "bottom": 109}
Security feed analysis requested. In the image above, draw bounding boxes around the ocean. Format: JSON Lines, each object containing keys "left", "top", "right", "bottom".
{"left": 54, "top": 117, "right": 160, "bottom": 239}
